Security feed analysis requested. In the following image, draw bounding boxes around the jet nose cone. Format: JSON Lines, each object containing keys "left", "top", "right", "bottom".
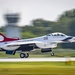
{"left": 69, "top": 37, "right": 75, "bottom": 42}
{"left": 72, "top": 37, "right": 75, "bottom": 40}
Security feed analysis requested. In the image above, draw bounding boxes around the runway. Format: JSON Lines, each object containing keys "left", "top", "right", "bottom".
{"left": 0, "top": 58, "right": 75, "bottom": 62}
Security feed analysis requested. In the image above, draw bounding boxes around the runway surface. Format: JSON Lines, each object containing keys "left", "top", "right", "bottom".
{"left": 0, "top": 58, "right": 75, "bottom": 62}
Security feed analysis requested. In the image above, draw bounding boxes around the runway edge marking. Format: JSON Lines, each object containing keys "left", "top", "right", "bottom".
{"left": 0, "top": 58, "right": 75, "bottom": 62}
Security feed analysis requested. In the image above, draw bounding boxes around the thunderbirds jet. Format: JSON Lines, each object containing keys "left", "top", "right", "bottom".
{"left": 0, "top": 32, "right": 75, "bottom": 58}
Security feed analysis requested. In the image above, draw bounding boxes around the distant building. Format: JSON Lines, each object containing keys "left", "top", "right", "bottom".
{"left": 4, "top": 13, "right": 21, "bottom": 38}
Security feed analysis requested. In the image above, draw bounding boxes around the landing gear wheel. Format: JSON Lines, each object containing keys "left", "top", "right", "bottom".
{"left": 20, "top": 53, "right": 29, "bottom": 58}
{"left": 20, "top": 53, "right": 25, "bottom": 58}
{"left": 25, "top": 53, "right": 29, "bottom": 58}
{"left": 50, "top": 52, "right": 54, "bottom": 56}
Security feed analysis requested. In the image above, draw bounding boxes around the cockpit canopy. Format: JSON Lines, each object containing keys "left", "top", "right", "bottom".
{"left": 46, "top": 32, "right": 67, "bottom": 37}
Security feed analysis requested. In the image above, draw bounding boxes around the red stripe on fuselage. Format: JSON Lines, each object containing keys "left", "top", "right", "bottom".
{"left": 0, "top": 33, "right": 20, "bottom": 42}
{"left": 2, "top": 38, "right": 20, "bottom": 42}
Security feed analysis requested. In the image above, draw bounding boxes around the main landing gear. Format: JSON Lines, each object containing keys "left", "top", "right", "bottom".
{"left": 20, "top": 52, "right": 29, "bottom": 58}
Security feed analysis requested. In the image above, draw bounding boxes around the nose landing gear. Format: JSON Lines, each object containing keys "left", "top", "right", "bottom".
{"left": 50, "top": 48, "right": 54, "bottom": 56}
{"left": 50, "top": 52, "right": 54, "bottom": 56}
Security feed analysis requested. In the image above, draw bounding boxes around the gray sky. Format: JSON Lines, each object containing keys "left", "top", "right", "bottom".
{"left": 0, "top": 0, "right": 75, "bottom": 26}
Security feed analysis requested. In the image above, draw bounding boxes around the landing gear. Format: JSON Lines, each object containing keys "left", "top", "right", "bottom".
{"left": 50, "top": 52, "right": 54, "bottom": 56}
{"left": 41, "top": 48, "right": 55, "bottom": 56}
{"left": 50, "top": 49, "right": 54, "bottom": 56}
{"left": 20, "top": 53, "right": 29, "bottom": 58}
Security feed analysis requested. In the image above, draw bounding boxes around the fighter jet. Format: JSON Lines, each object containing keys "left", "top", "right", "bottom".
{"left": 0, "top": 32, "right": 75, "bottom": 58}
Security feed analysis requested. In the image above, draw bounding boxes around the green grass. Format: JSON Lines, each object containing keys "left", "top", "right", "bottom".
{"left": 0, "top": 62, "right": 75, "bottom": 75}
{"left": 0, "top": 48, "right": 74, "bottom": 75}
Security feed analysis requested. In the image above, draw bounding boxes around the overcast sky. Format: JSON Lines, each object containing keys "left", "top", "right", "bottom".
{"left": 0, "top": 0, "right": 75, "bottom": 26}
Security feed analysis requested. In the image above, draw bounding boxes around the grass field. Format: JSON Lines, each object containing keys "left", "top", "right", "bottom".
{"left": 0, "top": 62, "right": 75, "bottom": 75}
{"left": 0, "top": 49, "right": 75, "bottom": 75}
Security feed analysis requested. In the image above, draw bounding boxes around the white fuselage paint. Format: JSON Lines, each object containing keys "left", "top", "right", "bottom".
{"left": 0, "top": 41, "right": 20, "bottom": 50}
{"left": 1, "top": 32, "right": 74, "bottom": 50}
{"left": 0, "top": 35, "right": 4, "bottom": 41}
{"left": 3, "top": 45, "right": 20, "bottom": 50}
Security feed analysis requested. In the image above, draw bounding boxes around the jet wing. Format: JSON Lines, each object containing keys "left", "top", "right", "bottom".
{"left": 0, "top": 40, "right": 44, "bottom": 48}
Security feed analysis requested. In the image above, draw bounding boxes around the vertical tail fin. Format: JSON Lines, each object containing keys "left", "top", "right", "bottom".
{"left": 0, "top": 33, "right": 19, "bottom": 42}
